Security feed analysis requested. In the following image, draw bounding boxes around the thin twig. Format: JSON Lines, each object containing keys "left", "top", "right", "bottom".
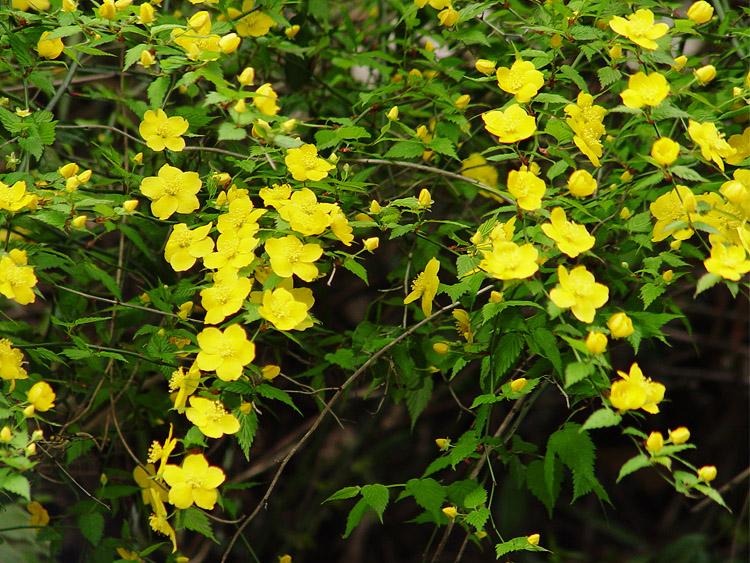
{"left": 36, "top": 443, "right": 111, "bottom": 511}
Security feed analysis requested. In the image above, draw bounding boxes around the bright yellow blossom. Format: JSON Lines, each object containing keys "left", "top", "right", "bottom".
{"left": 687, "top": 1, "right": 713, "bottom": 24}
{"left": 726, "top": 127, "right": 750, "bottom": 166}
{"left": 541, "top": 207, "right": 595, "bottom": 257}
{"left": 585, "top": 331, "right": 608, "bottom": 354}
{"left": 550, "top": 265, "right": 609, "bottom": 323}
{"left": 507, "top": 166, "right": 545, "bottom": 210}
{"left": 461, "top": 153, "right": 498, "bottom": 188}
{"left": 0, "top": 180, "right": 35, "bottom": 212}
{"left": 0, "top": 249, "right": 37, "bottom": 305}
{"left": 147, "top": 424, "right": 177, "bottom": 476}
{"left": 669, "top": 427, "right": 690, "bottom": 444}
{"left": 609, "top": 9, "right": 669, "bottom": 50}
{"left": 404, "top": 257, "right": 440, "bottom": 316}
{"left": 697, "top": 465, "right": 717, "bottom": 482}
{"left": 687, "top": 119, "right": 736, "bottom": 171}
{"left": 259, "top": 287, "right": 312, "bottom": 331}
{"left": 185, "top": 396, "right": 240, "bottom": 438}
{"left": 0, "top": 339, "right": 27, "bottom": 381}
{"left": 196, "top": 324, "right": 255, "bottom": 381}
{"left": 565, "top": 92, "right": 607, "bottom": 166}
{"left": 285, "top": 144, "right": 335, "bottom": 182}
{"left": 98, "top": 0, "right": 116, "bottom": 18}
{"left": 36, "top": 32, "right": 64, "bottom": 59}
{"left": 27, "top": 501, "right": 50, "bottom": 527}
{"left": 651, "top": 137, "right": 680, "bottom": 166}
{"left": 203, "top": 231, "right": 258, "bottom": 270}
{"left": 217, "top": 197, "right": 266, "bottom": 235}
{"left": 607, "top": 312, "right": 634, "bottom": 338}
{"left": 169, "top": 364, "right": 201, "bottom": 412}
{"left": 495, "top": 59, "right": 544, "bottom": 103}
{"left": 200, "top": 268, "right": 252, "bottom": 324}
{"left": 694, "top": 65, "right": 716, "bottom": 85}
{"left": 265, "top": 235, "right": 323, "bottom": 282}
{"left": 253, "top": 83, "right": 280, "bottom": 116}
{"left": 437, "top": 6, "right": 459, "bottom": 27}
{"left": 140, "top": 164, "right": 201, "bottom": 220}
{"left": 279, "top": 188, "right": 334, "bottom": 235}
{"left": 27, "top": 381, "right": 55, "bottom": 413}
{"left": 329, "top": 205, "right": 354, "bottom": 245}
{"left": 138, "top": 109, "right": 189, "bottom": 152}
{"left": 480, "top": 241, "right": 539, "bottom": 280}
{"left": 441, "top": 506, "right": 458, "bottom": 519}
{"left": 230, "top": 0, "right": 274, "bottom": 37}
{"left": 620, "top": 72, "right": 669, "bottom": 108}
{"left": 646, "top": 431, "right": 664, "bottom": 454}
{"left": 610, "top": 363, "right": 665, "bottom": 414}
{"left": 453, "top": 309, "right": 473, "bottom": 343}
{"left": 482, "top": 104, "right": 536, "bottom": 143}
{"left": 164, "top": 223, "right": 214, "bottom": 271}
{"left": 567, "top": 169, "right": 597, "bottom": 197}
{"left": 704, "top": 238, "right": 750, "bottom": 281}
{"left": 163, "top": 454, "right": 225, "bottom": 509}
{"left": 650, "top": 185, "right": 697, "bottom": 242}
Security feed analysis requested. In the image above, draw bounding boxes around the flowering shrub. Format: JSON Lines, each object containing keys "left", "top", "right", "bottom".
{"left": 0, "top": 0, "right": 747, "bottom": 560}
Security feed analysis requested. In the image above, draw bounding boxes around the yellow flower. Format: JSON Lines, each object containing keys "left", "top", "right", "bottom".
{"left": 98, "top": 0, "right": 117, "bottom": 18}
{"left": 285, "top": 144, "right": 335, "bottom": 182}
{"left": 550, "top": 265, "right": 609, "bottom": 323}
{"left": 148, "top": 510, "right": 177, "bottom": 553}
{"left": 363, "top": 237, "right": 379, "bottom": 252}
{"left": 403, "top": 257, "right": 440, "bottom": 317}
{"left": 27, "top": 381, "right": 55, "bottom": 413}
{"left": 585, "top": 331, "right": 608, "bottom": 354}
{"left": 507, "top": 166, "right": 545, "bottom": 210}
{"left": 435, "top": 437, "right": 450, "bottom": 450}
{"left": 238, "top": 66, "right": 255, "bottom": 86}
{"left": 163, "top": 223, "right": 214, "bottom": 271}
{"left": 620, "top": 72, "right": 670, "bottom": 108}
{"left": 453, "top": 309, "right": 473, "bottom": 343}
{"left": 475, "top": 59, "right": 496, "bottom": 75}
{"left": 650, "top": 185, "right": 697, "bottom": 242}
{"left": 163, "top": 453, "right": 225, "bottom": 510}
{"left": 278, "top": 188, "right": 334, "bottom": 235}
{"left": 441, "top": 506, "right": 458, "bottom": 519}
{"left": 185, "top": 396, "right": 240, "bottom": 439}
{"left": 147, "top": 424, "right": 177, "bottom": 475}
{"left": 527, "top": 534, "right": 540, "bottom": 546}
{"left": 687, "top": 1, "right": 713, "bottom": 24}
{"left": 285, "top": 24, "right": 300, "bottom": 39}
{"left": 138, "top": 109, "right": 189, "bottom": 152}
{"left": 219, "top": 33, "right": 241, "bottom": 54}
{"left": 217, "top": 197, "right": 266, "bottom": 235}
{"left": 651, "top": 137, "right": 680, "bottom": 166}
{"left": 432, "top": 342, "right": 449, "bottom": 355}
{"left": 495, "top": 59, "right": 545, "bottom": 103}
{"left": 259, "top": 287, "right": 312, "bottom": 331}
{"left": 169, "top": 364, "right": 201, "bottom": 412}
{"left": 13, "top": 0, "right": 49, "bottom": 9}
{"left": 461, "top": 153, "right": 498, "bottom": 188}
{"left": 610, "top": 363, "right": 665, "bottom": 414}
{"left": 565, "top": 92, "right": 607, "bottom": 166}
{"left": 27, "top": 501, "right": 50, "bottom": 527}
{"left": 36, "top": 31, "right": 64, "bottom": 59}
{"left": 479, "top": 241, "right": 539, "bottom": 280}
{"left": 454, "top": 94, "right": 470, "bottom": 110}
{"left": 386, "top": 106, "right": 399, "bottom": 121}
{"left": 607, "top": 312, "right": 634, "bottom": 338}
{"left": 437, "top": 6, "right": 459, "bottom": 27}
{"left": 697, "top": 465, "right": 717, "bottom": 482}
{"left": 482, "top": 104, "right": 536, "bottom": 143}
{"left": 200, "top": 268, "right": 252, "bottom": 324}
{"left": 138, "top": 3, "right": 154, "bottom": 23}
{"left": 62, "top": 0, "right": 77, "bottom": 10}
{"left": 139, "top": 50, "right": 156, "bottom": 68}
{"left": 203, "top": 231, "right": 258, "bottom": 270}
{"left": 510, "top": 378, "right": 528, "bottom": 392}
{"left": 231, "top": 0, "right": 274, "bottom": 37}
{"left": 687, "top": 119, "right": 735, "bottom": 171}
{"left": 140, "top": 164, "right": 201, "bottom": 220}
{"left": 567, "top": 169, "right": 597, "bottom": 197}
{"left": 646, "top": 431, "right": 664, "bottom": 454}
{"left": 0, "top": 180, "right": 35, "bottom": 212}
{"left": 609, "top": 8, "right": 669, "bottom": 50}
{"left": 541, "top": 207, "right": 595, "bottom": 257}
{"left": 726, "top": 127, "right": 750, "bottom": 166}
{"left": 669, "top": 426, "right": 690, "bottom": 444}
{"left": 0, "top": 250, "right": 37, "bottom": 305}
{"left": 704, "top": 239, "right": 750, "bottom": 281}
{"left": 196, "top": 324, "right": 256, "bottom": 381}
{"left": 265, "top": 235, "right": 323, "bottom": 282}
{"left": 253, "top": 83, "right": 280, "bottom": 116}
{"left": 693, "top": 64, "right": 716, "bottom": 85}
{"left": 673, "top": 55, "right": 688, "bottom": 71}
{"left": 261, "top": 365, "right": 281, "bottom": 381}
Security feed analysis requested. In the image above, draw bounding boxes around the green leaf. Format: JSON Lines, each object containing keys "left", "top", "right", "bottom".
{"left": 617, "top": 454, "right": 650, "bottom": 482}
{"left": 640, "top": 283, "right": 666, "bottom": 309}
{"left": 526, "top": 328, "right": 562, "bottom": 376}
{"left": 343, "top": 497, "right": 368, "bottom": 538}
{"left": 558, "top": 65, "right": 587, "bottom": 90}
{"left": 0, "top": 472, "right": 30, "bottom": 500}
{"left": 449, "top": 431, "right": 479, "bottom": 468}
{"left": 177, "top": 507, "right": 217, "bottom": 542}
{"left": 405, "top": 478, "right": 445, "bottom": 516}
{"left": 495, "top": 536, "right": 547, "bottom": 557}
{"left": 650, "top": 103, "right": 690, "bottom": 121}
{"left": 384, "top": 141, "right": 424, "bottom": 159}
{"left": 406, "top": 375, "right": 433, "bottom": 428}
{"left": 429, "top": 138, "right": 458, "bottom": 160}
{"left": 695, "top": 272, "right": 721, "bottom": 296}
{"left": 78, "top": 511, "right": 104, "bottom": 546}
{"left": 342, "top": 258, "right": 368, "bottom": 284}
{"left": 546, "top": 159, "right": 568, "bottom": 180}
{"left": 315, "top": 126, "right": 370, "bottom": 150}
{"left": 534, "top": 93, "right": 569, "bottom": 104}
{"left": 463, "top": 486, "right": 487, "bottom": 509}
{"left": 124, "top": 44, "right": 149, "bottom": 71}
{"left": 564, "top": 361, "right": 593, "bottom": 387}
{"left": 694, "top": 484, "right": 729, "bottom": 510}
{"left": 323, "top": 486, "right": 361, "bottom": 503}
{"left": 670, "top": 165, "right": 709, "bottom": 182}
{"left": 147, "top": 76, "right": 171, "bottom": 108}
{"left": 465, "top": 507, "right": 490, "bottom": 531}
{"left": 597, "top": 67, "right": 622, "bottom": 88}
{"left": 236, "top": 409, "right": 258, "bottom": 461}
{"left": 526, "top": 458, "right": 560, "bottom": 515}
{"left": 360, "top": 484, "right": 389, "bottom": 522}
{"left": 255, "top": 383, "right": 301, "bottom": 414}
{"left": 217, "top": 122, "right": 247, "bottom": 141}
{"left": 545, "top": 422, "right": 606, "bottom": 502}
{"left": 581, "top": 408, "right": 621, "bottom": 431}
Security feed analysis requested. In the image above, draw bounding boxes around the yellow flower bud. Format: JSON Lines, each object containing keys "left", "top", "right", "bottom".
{"left": 71, "top": 215, "right": 88, "bottom": 229}
{"left": 122, "top": 199, "right": 139, "bottom": 213}
{"left": 77, "top": 169, "right": 92, "bottom": 184}
{"left": 510, "top": 378, "right": 528, "bottom": 392}
{"left": 98, "top": 0, "right": 117, "bottom": 19}
{"left": 694, "top": 65, "right": 716, "bottom": 85}
{"left": 369, "top": 200, "right": 382, "bottom": 214}
{"left": 550, "top": 34, "right": 562, "bottom": 48}
{"left": 138, "top": 3, "right": 154, "bottom": 23}
{"left": 585, "top": 331, "right": 608, "bottom": 354}
{"left": 386, "top": 106, "right": 399, "bottom": 121}
{"left": 432, "top": 342, "right": 449, "bottom": 355}
{"left": 475, "top": 530, "right": 488, "bottom": 539}
{"left": 609, "top": 45, "right": 623, "bottom": 60}
{"left": 363, "top": 237, "right": 380, "bottom": 252}
{"left": 238, "top": 67, "right": 255, "bottom": 86}
{"left": 132, "top": 152, "right": 143, "bottom": 164}
{"left": 239, "top": 401, "right": 253, "bottom": 414}
{"left": 15, "top": 108, "right": 31, "bottom": 117}
{"left": 31, "top": 430, "right": 44, "bottom": 441}
{"left": 435, "top": 438, "right": 450, "bottom": 450}
{"left": 441, "top": 506, "right": 458, "bottom": 519}
{"left": 662, "top": 269, "right": 674, "bottom": 282}
{"left": 687, "top": 1, "right": 713, "bottom": 25}
{"left": 489, "top": 291, "right": 504, "bottom": 303}
{"left": 252, "top": 119, "right": 271, "bottom": 139}
{"left": 607, "top": 312, "right": 634, "bottom": 339}
{"left": 619, "top": 207, "right": 632, "bottom": 220}
{"left": 262, "top": 364, "right": 281, "bottom": 380}
{"left": 527, "top": 533, "right": 540, "bottom": 546}
{"left": 454, "top": 94, "right": 470, "bottom": 110}
{"left": 25, "top": 443, "right": 37, "bottom": 455}
{"left": 0, "top": 426, "right": 12, "bottom": 443}
{"left": 673, "top": 55, "right": 688, "bottom": 71}
{"left": 279, "top": 555, "right": 292, "bottom": 563}
{"left": 281, "top": 119, "right": 297, "bottom": 133}
{"left": 646, "top": 431, "right": 664, "bottom": 454}
{"left": 188, "top": 10, "right": 210, "bottom": 30}
{"left": 437, "top": 6, "right": 459, "bottom": 27}
{"left": 114, "top": 0, "right": 131, "bottom": 9}
{"left": 285, "top": 24, "right": 300, "bottom": 39}
{"left": 177, "top": 301, "right": 193, "bottom": 320}
{"left": 669, "top": 426, "right": 690, "bottom": 444}
{"left": 23, "top": 405, "right": 35, "bottom": 418}
{"left": 697, "top": 465, "right": 717, "bottom": 482}
{"left": 620, "top": 170, "right": 633, "bottom": 182}
{"left": 62, "top": 0, "right": 78, "bottom": 11}
{"left": 669, "top": 239, "right": 682, "bottom": 251}
{"left": 65, "top": 176, "right": 80, "bottom": 192}
{"left": 354, "top": 213, "right": 372, "bottom": 222}
{"left": 139, "top": 50, "right": 156, "bottom": 68}
{"left": 475, "top": 59, "right": 496, "bottom": 75}
{"left": 212, "top": 172, "right": 231, "bottom": 187}
{"left": 418, "top": 188, "right": 432, "bottom": 208}
{"left": 219, "top": 33, "right": 241, "bottom": 54}
{"left": 567, "top": 169, "right": 597, "bottom": 197}
{"left": 408, "top": 68, "right": 423, "bottom": 82}
{"left": 234, "top": 99, "right": 247, "bottom": 113}
{"left": 651, "top": 137, "right": 680, "bottom": 166}
{"left": 59, "top": 162, "right": 79, "bottom": 179}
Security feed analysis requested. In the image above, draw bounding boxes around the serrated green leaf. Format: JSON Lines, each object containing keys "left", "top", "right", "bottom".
{"left": 0, "top": 473, "right": 30, "bottom": 500}
{"left": 465, "top": 507, "right": 490, "bottom": 531}
{"left": 343, "top": 497, "right": 368, "bottom": 538}
{"left": 495, "top": 536, "right": 547, "bottom": 557}
{"left": 558, "top": 65, "right": 587, "bottom": 90}
{"left": 342, "top": 258, "right": 368, "bottom": 284}
{"left": 429, "top": 138, "right": 458, "bottom": 160}
{"left": 147, "top": 76, "right": 171, "bottom": 108}
{"left": 236, "top": 409, "right": 258, "bottom": 461}
{"left": 546, "top": 159, "right": 568, "bottom": 180}
{"left": 217, "top": 122, "right": 247, "bottom": 141}
{"left": 581, "top": 408, "right": 621, "bottom": 431}
{"left": 617, "top": 454, "right": 650, "bottom": 482}
{"left": 255, "top": 383, "right": 301, "bottom": 414}
{"left": 564, "top": 361, "right": 593, "bottom": 387}
{"left": 405, "top": 478, "right": 445, "bottom": 516}
{"left": 360, "top": 484, "right": 389, "bottom": 522}
{"left": 123, "top": 44, "right": 149, "bottom": 71}
{"left": 463, "top": 486, "right": 487, "bottom": 509}
{"left": 177, "top": 507, "right": 217, "bottom": 542}
{"left": 406, "top": 375, "right": 433, "bottom": 428}
{"left": 78, "top": 511, "right": 104, "bottom": 546}
{"left": 597, "top": 67, "right": 622, "bottom": 88}
{"left": 323, "top": 485, "right": 361, "bottom": 503}
{"left": 640, "top": 283, "right": 665, "bottom": 309}
{"left": 670, "top": 165, "right": 709, "bottom": 182}
{"left": 384, "top": 140, "right": 424, "bottom": 159}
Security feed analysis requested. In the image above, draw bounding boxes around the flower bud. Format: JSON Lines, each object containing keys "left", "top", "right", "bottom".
{"left": 98, "top": 0, "right": 117, "bottom": 19}
{"left": 139, "top": 50, "right": 156, "bottom": 68}
{"left": 697, "top": 465, "right": 717, "bottom": 482}
{"left": 567, "top": 169, "right": 597, "bottom": 197}
{"left": 219, "top": 33, "right": 241, "bottom": 54}
{"left": 0, "top": 426, "right": 12, "bottom": 443}
{"left": 441, "top": 506, "right": 458, "bottom": 519}
{"left": 694, "top": 65, "right": 716, "bottom": 85}
{"left": 670, "top": 239, "right": 682, "bottom": 250}
{"left": 138, "top": 3, "right": 154, "bottom": 23}
{"left": 669, "top": 426, "right": 690, "bottom": 444}
{"left": 672, "top": 55, "right": 688, "bottom": 71}
{"left": 59, "top": 162, "right": 79, "bottom": 179}
{"left": 651, "top": 137, "right": 680, "bottom": 166}
{"left": 475, "top": 59, "right": 496, "bottom": 75}
{"left": 510, "top": 378, "right": 528, "bottom": 392}
{"left": 212, "top": 172, "right": 231, "bottom": 187}
{"left": 418, "top": 188, "right": 432, "bottom": 208}
{"left": 114, "top": 0, "right": 131, "bottom": 9}
{"left": 386, "top": 106, "right": 399, "bottom": 121}
{"left": 607, "top": 312, "right": 634, "bottom": 338}
{"left": 177, "top": 301, "right": 193, "bottom": 320}
{"left": 363, "top": 237, "right": 380, "bottom": 252}
{"left": 237, "top": 67, "right": 255, "bottom": 86}
{"left": 435, "top": 438, "right": 450, "bottom": 450}
{"left": 437, "top": 7, "right": 459, "bottom": 27}
{"left": 585, "top": 331, "right": 608, "bottom": 354}
{"left": 609, "top": 45, "right": 623, "bottom": 60}
{"left": 188, "top": 11, "right": 210, "bottom": 31}
{"left": 71, "top": 215, "right": 88, "bottom": 229}
{"left": 132, "top": 152, "right": 143, "bottom": 164}
{"left": 65, "top": 176, "right": 80, "bottom": 192}
{"left": 239, "top": 402, "right": 253, "bottom": 414}
{"left": 23, "top": 405, "right": 35, "bottom": 418}
{"left": 25, "top": 443, "right": 37, "bottom": 455}
{"left": 234, "top": 99, "right": 247, "bottom": 113}
{"left": 489, "top": 291, "right": 504, "bottom": 303}
{"left": 620, "top": 170, "right": 633, "bottom": 182}
{"left": 662, "top": 269, "right": 674, "bottom": 282}
{"left": 77, "top": 169, "right": 92, "bottom": 184}
{"left": 687, "top": 1, "right": 713, "bottom": 25}
{"left": 619, "top": 207, "right": 632, "bottom": 220}
{"left": 432, "top": 342, "right": 449, "bottom": 355}
{"left": 454, "top": 94, "right": 470, "bottom": 110}
{"left": 262, "top": 364, "right": 281, "bottom": 380}
{"left": 285, "top": 24, "right": 300, "bottom": 39}
{"left": 646, "top": 431, "right": 664, "bottom": 454}
{"left": 281, "top": 119, "right": 297, "bottom": 133}
{"left": 31, "top": 430, "right": 44, "bottom": 442}
{"left": 369, "top": 200, "right": 382, "bottom": 214}
{"left": 62, "top": 0, "right": 78, "bottom": 11}
{"left": 527, "top": 534, "right": 540, "bottom": 546}
{"left": 550, "top": 34, "right": 562, "bottom": 48}
{"left": 122, "top": 199, "right": 139, "bottom": 213}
